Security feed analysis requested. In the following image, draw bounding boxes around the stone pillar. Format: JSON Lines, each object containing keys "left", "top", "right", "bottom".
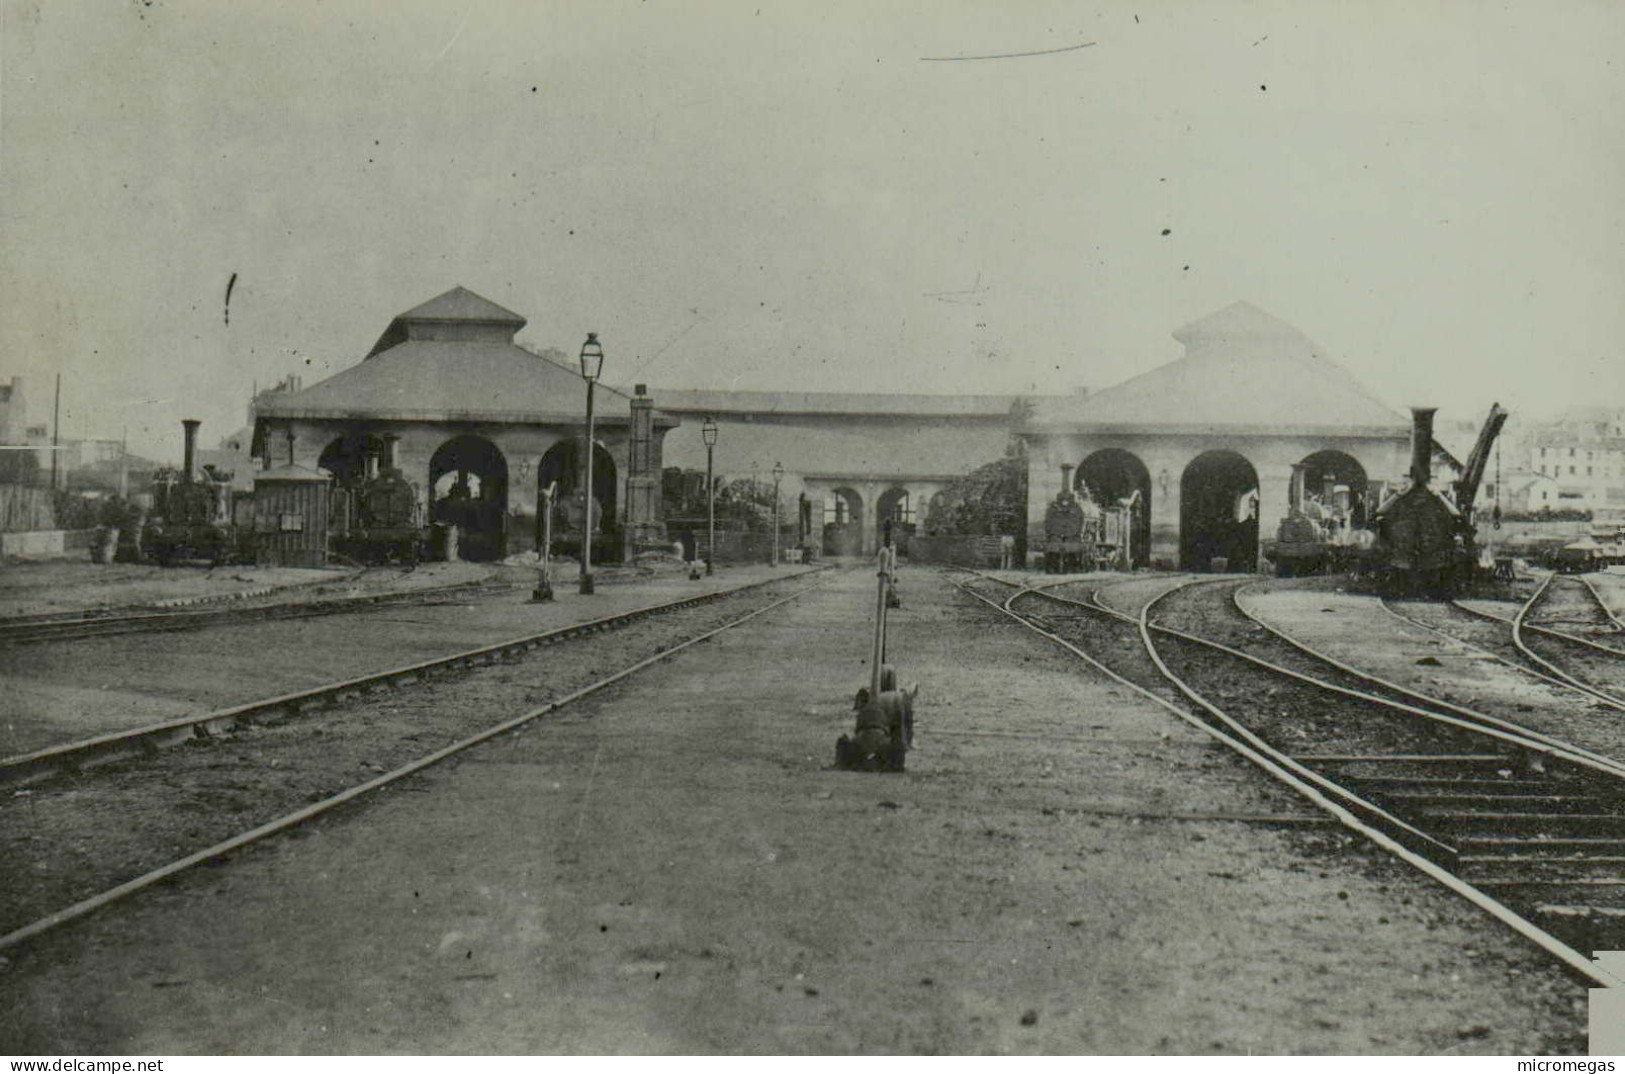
{"left": 1255, "top": 460, "right": 1298, "bottom": 572}
{"left": 623, "top": 385, "right": 666, "bottom": 560}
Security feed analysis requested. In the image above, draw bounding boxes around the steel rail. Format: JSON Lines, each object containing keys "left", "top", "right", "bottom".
{"left": 1025, "top": 575, "right": 1625, "bottom": 782}
{"left": 1580, "top": 574, "right": 1625, "bottom": 634}
{"left": 946, "top": 569, "right": 1615, "bottom": 988}
{"left": 1228, "top": 581, "right": 1625, "bottom": 773}
{"left": 1511, "top": 575, "right": 1625, "bottom": 710}
{"left": 0, "top": 568, "right": 827, "bottom": 787}
{"left": 1135, "top": 580, "right": 1616, "bottom": 989}
{"left": 1001, "top": 580, "right": 1452, "bottom": 854}
{"left": 1380, "top": 598, "right": 1625, "bottom": 714}
{"left": 0, "top": 573, "right": 830, "bottom": 952}
{"left": 1455, "top": 594, "right": 1625, "bottom": 659}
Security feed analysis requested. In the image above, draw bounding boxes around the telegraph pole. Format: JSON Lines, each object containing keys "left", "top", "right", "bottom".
{"left": 50, "top": 373, "right": 61, "bottom": 491}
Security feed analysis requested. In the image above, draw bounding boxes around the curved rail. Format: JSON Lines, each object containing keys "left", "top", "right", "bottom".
{"left": 947, "top": 568, "right": 1614, "bottom": 987}
{"left": 1, "top": 568, "right": 827, "bottom": 787}
{"left": 1580, "top": 574, "right": 1625, "bottom": 634}
{"left": 1511, "top": 575, "right": 1625, "bottom": 709}
{"left": 0, "top": 572, "right": 829, "bottom": 952}
{"left": 1381, "top": 597, "right": 1625, "bottom": 714}
{"left": 1232, "top": 585, "right": 1625, "bottom": 777}
{"left": 1456, "top": 589, "right": 1625, "bottom": 659}
{"left": 1136, "top": 579, "right": 1613, "bottom": 988}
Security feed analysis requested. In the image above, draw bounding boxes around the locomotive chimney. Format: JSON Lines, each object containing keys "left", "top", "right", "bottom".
{"left": 1059, "top": 462, "right": 1074, "bottom": 498}
{"left": 1409, "top": 407, "right": 1437, "bottom": 488}
{"left": 364, "top": 451, "right": 379, "bottom": 481}
{"left": 382, "top": 435, "right": 400, "bottom": 473}
{"left": 1289, "top": 464, "right": 1306, "bottom": 513}
{"left": 181, "top": 419, "right": 200, "bottom": 483}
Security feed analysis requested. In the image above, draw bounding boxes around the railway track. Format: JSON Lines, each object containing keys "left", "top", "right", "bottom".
{"left": 1381, "top": 590, "right": 1625, "bottom": 714}
{"left": 0, "top": 575, "right": 516, "bottom": 645}
{"left": 1, "top": 569, "right": 822, "bottom": 787}
{"left": 947, "top": 568, "right": 1623, "bottom": 988}
{"left": 0, "top": 568, "right": 829, "bottom": 951}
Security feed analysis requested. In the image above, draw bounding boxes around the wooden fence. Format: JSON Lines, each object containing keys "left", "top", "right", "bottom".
{"left": 0, "top": 484, "right": 55, "bottom": 533}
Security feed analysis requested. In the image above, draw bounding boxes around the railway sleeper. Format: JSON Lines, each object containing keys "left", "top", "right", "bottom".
{"left": 1375, "top": 792, "right": 1611, "bottom": 811}
{"left": 1418, "top": 811, "right": 1625, "bottom": 834}
{"left": 1354, "top": 776, "right": 1578, "bottom": 793}
{"left": 1456, "top": 858, "right": 1625, "bottom": 884}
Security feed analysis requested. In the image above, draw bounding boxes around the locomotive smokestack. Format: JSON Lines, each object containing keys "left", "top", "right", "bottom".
{"left": 382, "top": 435, "right": 400, "bottom": 473}
{"left": 364, "top": 451, "right": 379, "bottom": 481}
{"left": 1289, "top": 464, "right": 1306, "bottom": 513}
{"left": 181, "top": 419, "right": 200, "bottom": 483}
{"left": 1409, "top": 407, "right": 1437, "bottom": 488}
{"left": 1060, "top": 463, "right": 1074, "bottom": 498}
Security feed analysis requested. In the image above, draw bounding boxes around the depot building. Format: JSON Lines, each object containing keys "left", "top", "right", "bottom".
{"left": 251, "top": 288, "right": 1413, "bottom": 569}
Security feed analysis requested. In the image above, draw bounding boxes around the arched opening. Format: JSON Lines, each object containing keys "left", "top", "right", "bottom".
{"left": 823, "top": 487, "right": 864, "bottom": 557}
{"left": 534, "top": 437, "right": 618, "bottom": 560}
{"left": 318, "top": 433, "right": 387, "bottom": 487}
{"left": 428, "top": 435, "right": 509, "bottom": 562}
{"left": 1077, "top": 448, "right": 1153, "bottom": 568}
{"left": 1180, "top": 450, "right": 1260, "bottom": 572}
{"left": 876, "top": 486, "right": 914, "bottom": 553}
{"left": 1293, "top": 449, "right": 1369, "bottom": 528}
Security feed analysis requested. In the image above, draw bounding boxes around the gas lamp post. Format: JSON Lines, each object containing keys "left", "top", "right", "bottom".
{"left": 578, "top": 332, "right": 604, "bottom": 595}
{"left": 771, "top": 461, "right": 784, "bottom": 567}
{"left": 702, "top": 416, "right": 718, "bottom": 576}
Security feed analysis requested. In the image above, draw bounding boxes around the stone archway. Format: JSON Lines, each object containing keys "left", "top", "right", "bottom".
{"left": 1294, "top": 449, "right": 1369, "bottom": 527}
{"left": 318, "top": 433, "right": 388, "bottom": 487}
{"left": 535, "top": 437, "right": 618, "bottom": 558}
{"left": 876, "top": 485, "right": 913, "bottom": 552}
{"left": 823, "top": 487, "right": 864, "bottom": 557}
{"left": 1180, "top": 450, "right": 1260, "bottom": 572}
{"left": 429, "top": 435, "right": 509, "bottom": 562}
{"left": 1078, "top": 448, "right": 1153, "bottom": 568}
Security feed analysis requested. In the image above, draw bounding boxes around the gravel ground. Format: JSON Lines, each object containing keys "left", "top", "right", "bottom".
{"left": 0, "top": 566, "right": 1585, "bottom": 1054}
{"left": 1589, "top": 572, "right": 1625, "bottom": 623}
{"left": 0, "top": 569, "right": 824, "bottom": 941}
{"left": 0, "top": 563, "right": 346, "bottom": 618}
{"left": 1528, "top": 577, "right": 1623, "bottom": 638}
{"left": 1240, "top": 584, "right": 1625, "bottom": 767}
{"left": 0, "top": 564, "right": 811, "bottom": 758}
{"left": 1090, "top": 573, "right": 1203, "bottom": 619}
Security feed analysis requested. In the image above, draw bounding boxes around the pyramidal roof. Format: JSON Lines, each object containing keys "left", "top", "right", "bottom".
{"left": 1028, "top": 302, "right": 1409, "bottom": 435}
{"left": 365, "top": 286, "right": 527, "bottom": 359}
{"left": 257, "top": 289, "right": 659, "bottom": 427}
{"left": 399, "top": 286, "right": 525, "bottom": 325}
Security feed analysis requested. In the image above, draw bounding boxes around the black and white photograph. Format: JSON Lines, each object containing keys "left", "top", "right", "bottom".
{"left": 2, "top": 0, "right": 1624, "bottom": 1058}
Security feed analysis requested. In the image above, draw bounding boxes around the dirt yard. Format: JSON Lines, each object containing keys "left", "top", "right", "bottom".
{"left": 0, "top": 567, "right": 1585, "bottom": 1054}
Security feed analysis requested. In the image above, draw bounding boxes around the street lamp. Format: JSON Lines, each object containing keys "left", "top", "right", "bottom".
{"left": 702, "top": 416, "right": 718, "bottom": 576}
{"left": 771, "top": 461, "right": 784, "bottom": 567}
{"left": 578, "top": 332, "right": 604, "bottom": 595}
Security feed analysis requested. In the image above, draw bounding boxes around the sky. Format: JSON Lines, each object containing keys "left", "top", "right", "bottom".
{"left": 2, "top": 0, "right": 1622, "bottom": 463}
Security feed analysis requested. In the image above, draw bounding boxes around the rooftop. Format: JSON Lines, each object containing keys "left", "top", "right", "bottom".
{"left": 258, "top": 288, "right": 660, "bottom": 427}
{"left": 1025, "top": 302, "right": 1410, "bottom": 437}
{"left": 650, "top": 389, "right": 1034, "bottom": 419}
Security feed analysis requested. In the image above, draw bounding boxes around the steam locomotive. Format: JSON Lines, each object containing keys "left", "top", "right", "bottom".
{"left": 1268, "top": 467, "right": 1376, "bottom": 577}
{"left": 329, "top": 439, "right": 425, "bottom": 565}
{"left": 140, "top": 421, "right": 430, "bottom": 567}
{"left": 1365, "top": 404, "right": 1507, "bottom": 594}
{"left": 141, "top": 420, "right": 248, "bottom": 566}
{"left": 1038, "top": 463, "right": 1139, "bottom": 573}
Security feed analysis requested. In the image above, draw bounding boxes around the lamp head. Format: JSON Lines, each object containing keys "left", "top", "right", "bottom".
{"left": 701, "top": 416, "right": 718, "bottom": 447}
{"left": 579, "top": 332, "right": 604, "bottom": 382}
